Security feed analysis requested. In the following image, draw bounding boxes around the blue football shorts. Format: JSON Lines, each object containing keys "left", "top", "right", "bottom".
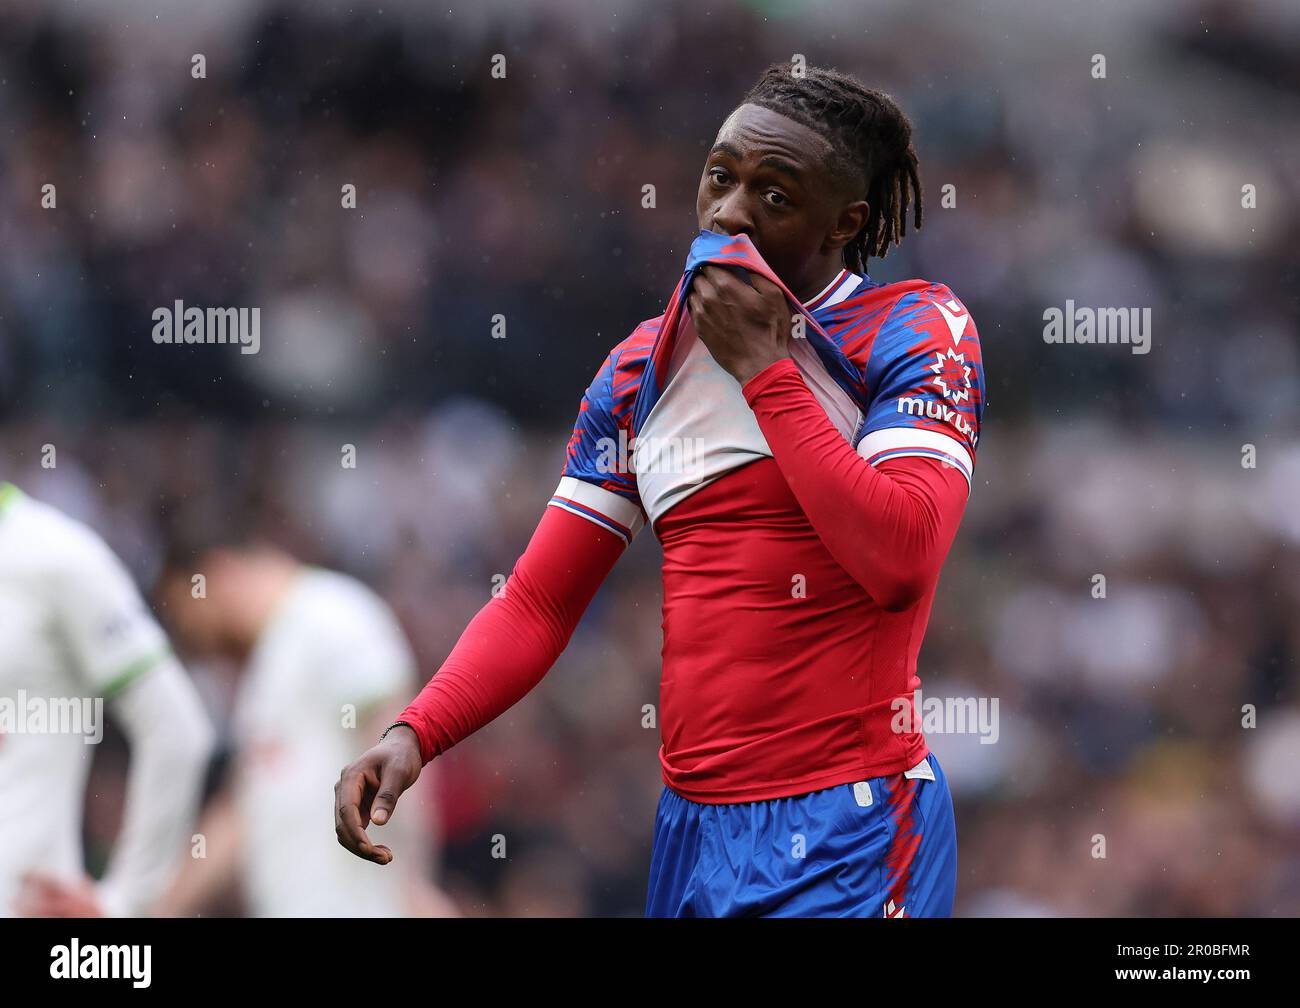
{"left": 645, "top": 753, "right": 957, "bottom": 917}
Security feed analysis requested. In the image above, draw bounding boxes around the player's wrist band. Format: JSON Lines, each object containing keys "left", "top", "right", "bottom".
{"left": 380, "top": 721, "right": 416, "bottom": 743}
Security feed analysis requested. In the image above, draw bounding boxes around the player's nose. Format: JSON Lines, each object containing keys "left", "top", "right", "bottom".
{"left": 711, "top": 195, "right": 754, "bottom": 238}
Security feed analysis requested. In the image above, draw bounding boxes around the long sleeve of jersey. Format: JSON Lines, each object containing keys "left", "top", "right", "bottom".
{"left": 98, "top": 656, "right": 215, "bottom": 917}
{"left": 742, "top": 356, "right": 970, "bottom": 612}
{"left": 396, "top": 506, "right": 626, "bottom": 765}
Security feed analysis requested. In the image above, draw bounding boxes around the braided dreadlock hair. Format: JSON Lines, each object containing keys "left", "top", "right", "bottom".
{"left": 739, "top": 63, "right": 923, "bottom": 272}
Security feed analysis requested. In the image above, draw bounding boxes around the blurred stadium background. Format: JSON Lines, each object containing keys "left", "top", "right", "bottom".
{"left": 1, "top": 0, "right": 1298, "bottom": 916}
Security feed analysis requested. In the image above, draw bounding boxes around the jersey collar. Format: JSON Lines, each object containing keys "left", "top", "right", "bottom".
{"left": 0, "top": 482, "right": 20, "bottom": 517}
{"left": 801, "top": 268, "right": 863, "bottom": 311}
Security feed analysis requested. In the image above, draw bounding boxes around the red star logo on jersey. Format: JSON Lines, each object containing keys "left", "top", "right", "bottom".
{"left": 930, "top": 346, "right": 973, "bottom": 404}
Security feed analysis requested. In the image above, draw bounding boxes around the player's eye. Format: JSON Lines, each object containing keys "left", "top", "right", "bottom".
{"left": 708, "top": 167, "right": 730, "bottom": 187}
{"left": 763, "top": 189, "right": 790, "bottom": 207}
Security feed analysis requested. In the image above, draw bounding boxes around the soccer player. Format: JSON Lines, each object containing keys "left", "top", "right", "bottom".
{"left": 155, "top": 541, "right": 453, "bottom": 917}
{"left": 0, "top": 481, "right": 214, "bottom": 918}
{"left": 335, "top": 64, "right": 985, "bottom": 917}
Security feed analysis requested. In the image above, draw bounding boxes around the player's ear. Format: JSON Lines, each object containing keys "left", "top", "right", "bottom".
{"left": 825, "top": 199, "right": 869, "bottom": 253}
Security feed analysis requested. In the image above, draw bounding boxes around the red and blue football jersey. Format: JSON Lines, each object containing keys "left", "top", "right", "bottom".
{"left": 552, "top": 230, "right": 985, "bottom": 803}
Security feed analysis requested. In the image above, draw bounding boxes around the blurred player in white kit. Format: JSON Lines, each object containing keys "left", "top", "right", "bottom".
{"left": 155, "top": 538, "right": 453, "bottom": 917}
{"left": 0, "top": 481, "right": 215, "bottom": 917}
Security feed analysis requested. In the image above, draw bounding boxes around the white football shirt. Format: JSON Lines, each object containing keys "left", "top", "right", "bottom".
{"left": 0, "top": 484, "right": 172, "bottom": 915}
{"left": 231, "top": 566, "right": 417, "bottom": 917}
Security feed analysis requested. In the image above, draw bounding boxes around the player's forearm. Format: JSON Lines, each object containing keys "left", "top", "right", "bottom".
{"left": 742, "top": 358, "right": 968, "bottom": 611}
{"left": 398, "top": 505, "right": 625, "bottom": 764}
{"left": 153, "top": 787, "right": 243, "bottom": 917}
{"left": 99, "top": 657, "right": 216, "bottom": 917}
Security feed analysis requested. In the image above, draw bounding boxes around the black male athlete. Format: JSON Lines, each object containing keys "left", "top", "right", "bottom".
{"left": 336, "top": 63, "right": 985, "bottom": 918}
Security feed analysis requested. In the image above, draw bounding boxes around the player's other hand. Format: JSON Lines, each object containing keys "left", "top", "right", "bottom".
{"left": 334, "top": 724, "right": 423, "bottom": 865}
{"left": 16, "top": 872, "right": 105, "bottom": 917}
{"left": 688, "top": 265, "right": 792, "bottom": 386}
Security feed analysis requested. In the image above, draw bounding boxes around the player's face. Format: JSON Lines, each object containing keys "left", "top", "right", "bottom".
{"left": 696, "top": 103, "right": 852, "bottom": 294}
{"left": 158, "top": 561, "right": 228, "bottom": 654}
